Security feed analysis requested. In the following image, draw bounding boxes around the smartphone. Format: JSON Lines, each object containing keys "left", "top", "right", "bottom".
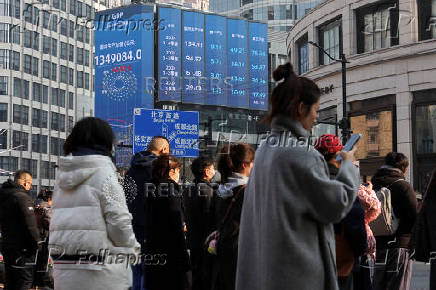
{"left": 336, "top": 133, "right": 362, "bottom": 161}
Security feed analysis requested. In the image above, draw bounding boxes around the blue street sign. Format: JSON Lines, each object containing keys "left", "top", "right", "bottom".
{"left": 133, "top": 108, "right": 199, "bottom": 157}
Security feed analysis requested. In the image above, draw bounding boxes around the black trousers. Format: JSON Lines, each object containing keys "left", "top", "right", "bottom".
{"left": 430, "top": 259, "right": 436, "bottom": 290}
{"left": 3, "top": 249, "right": 36, "bottom": 290}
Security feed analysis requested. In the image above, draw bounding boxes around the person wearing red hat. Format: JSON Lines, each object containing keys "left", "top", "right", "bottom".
{"left": 315, "top": 134, "right": 368, "bottom": 290}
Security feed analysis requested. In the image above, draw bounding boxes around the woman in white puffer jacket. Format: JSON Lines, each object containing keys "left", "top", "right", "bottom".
{"left": 49, "top": 117, "right": 140, "bottom": 290}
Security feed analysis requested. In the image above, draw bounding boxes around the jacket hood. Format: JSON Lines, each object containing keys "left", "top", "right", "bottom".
{"left": 56, "top": 155, "right": 114, "bottom": 190}
{"left": 371, "top": 165, "right": 405, "bottom": 189}
{"left": 131, "top": 151, "right": 157, "bottom": 169}
{"left": 218, "top": 172, "right": 248, "bottom": 198}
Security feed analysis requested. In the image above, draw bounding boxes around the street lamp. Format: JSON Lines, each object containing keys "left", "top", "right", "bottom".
{"left": 308, "top": 41, "right": 352, "bottom": 143}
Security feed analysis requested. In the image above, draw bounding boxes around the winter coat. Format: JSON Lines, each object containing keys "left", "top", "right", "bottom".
{"left": 144, "top": 178, "right": 190, "bottom": 290}
{"left": 210, "top": 173, "right": 248, "bottom": 290}
{"left": 183, "top": 178, "right": 216, "bottom": 250}
{"left": 329, "top": 163, "right": 367, "bottom": 277}
{"left": 0, "top": 180, "right": 40, "bottom": 253}
{"left": 410, "top": 170, "right": 436, "bottom": 262}
{"left": 371, "top": 166, "right": 417, "bottom": 248}
{"left": 236, "top": 115, "right": 360, "bottom": 290}
{"left": 124, "top": 150, "right": 157, "bottom": 247}
{"left": 49, "top": 154, "right": 139, "bottom": 290}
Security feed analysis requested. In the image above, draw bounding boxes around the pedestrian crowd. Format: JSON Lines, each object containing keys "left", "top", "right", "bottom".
{"left": 0, "top": 62, "right": 434, "bottom": 290}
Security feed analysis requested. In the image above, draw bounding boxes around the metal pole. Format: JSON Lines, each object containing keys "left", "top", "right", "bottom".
{"left": 341, "top": 53, "right": 348, "bottom": 144}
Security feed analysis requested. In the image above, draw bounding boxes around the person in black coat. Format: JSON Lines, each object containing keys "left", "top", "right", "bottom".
{"left": 124, "top": 136, "right": 169, "bottom": 290}
{"left": 144, "top": 154, "right": 190, "bottom": 290}
{"left": 183, "top": 156, "right": 217, "bottom": 290}
{"left": 371, "top": 152, "right": 417, "bottom": 290}
{"left": 0, "top": 170, "right": 40, "bottom": 290}
{"left": 315, "top": 134, "right": 367, "bottom": 290}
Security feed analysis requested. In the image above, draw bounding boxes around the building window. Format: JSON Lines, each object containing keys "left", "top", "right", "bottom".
{"left": 10, "top": 25, "right": 20, "bottom": 44}
{"left": 42, "top": 85, "right": 48, "bottom": 104}
{"left": 14, "top": 78, "right": 29, "bottom": 99}
{"left": 43, "top": 60, "right": 50, "bottom": 79}
{"left": 77, "top": 71, "right": 83, "bottom": 88}
{"left": 32, "top": 108, "right": 40, "bottom": 127}
{"left": 0, "top": 76, "right": 7, "bottom": 95}
{"left": 32, "top": 134, "right": 47, "bottom": 154}
{"left": 68, "top": 92, "right": 74, "bottom": 110}
{"left": 33, "top": 32, "right": 39, "bottom": 50}
{"left": 41, "top": 161, "right": 49, "bottom": 179}
{"left": 51, "top": 63, "right": 57, "bottom": 81}
{"left": 60, "top": 42, "right": 67, "bottom": 60}
{"left": 0, "top": 49, "right": 8, "bottom": 69}
{"left": 0, "top": 103, "right": 7, "bottom": 122}
{"left": 77, "top": 47, "right": 83, "bottom": 65}
{"left": 77, "top": 1, "right": 82, "bottom": 17}
{"left": 319, "top": 20, "right": 341, "bottom": 65}
{"left": 60, "top": 66, "right": 67, "bottom": 83}
{"left": 68, "top": 43, "right": 74, "bottom": 61}
{"left": 297, "top": 34, "right": 309, "bottom": 74}
{"left": 12, "top": 0, "right": 19, "bottom": 18}
{"left": 0, "top": 129, "right": 6, "bottom": 149}
{"left": 69, "top": 68, "right": 74, "bottom": 85}
{"left": 32, "top": 57, "right": 38, "bottom": 76}
{"left": 60, "top": 18, "right": 67, "bottom": 36}
{"left": 51, "top": 14, "right": 58, "bottom": 32}
{"left": 13, "top": 104, "right": 29, "bottom": 125}
{"left": 77, "top": 25, "right": 83, "bottom": 42}
{"left": 84, "top": 49, "right": 89, "bottom": 66}
{"left": 13, "top": 131, "right": 28, "bottom": 151}
{"left": 85, "top": 4, "right": 91, "bottom": 19}
{"left": 357, "top": 2, "right": 399, "bottom": 53}
{"left": 0, "top": 156, "right": 18, "bottom": 171}
{"left": 23, "top": 54, "right": 31, "bottom": 74}
{"left": 33, "top": 6, "right": 39, "bottom": 25}
{"left": 69, "top": 20, "right": 74, "bottom": 38}
{"left": 50, "top": 136, "right": 60, "bottom": 155}
{"left": 59, "top": 114, "right": 65, "bottom": 132}
{"left": 84, "top": 72, "right": 89, "bottom": 90}
{"left": 10, "top": 51, "right": 19, "bottom": 71}
{"left": 43, "top": 36, "right": 50, "bottom": 54}
{"left": 23, "top": 3, "right": 31, "bottom": 22}
{"left": 51, "top": 88, "right": 58, "bottom": 106}
{"left": 59, "top": 89, "right": 65, "bottom": 108}
{"left": 418, "top": 0, "right": 436, "bottom": 40}
{"left": 24, "top": 30, "right": 32, "bottom": 48}
{"left": 42, "top": 11, "right": 50, "bottom": 29}
{"left": 69, "top": 0, "right": 76, "bottom": 16}
{"left": 33, "top": 83, "right": 41, "bottom": 102}
{"left": 60, "top": 0, "right": 66, "bottom": 11}
{"left": 51, "top": 38, "right": 57, "bottom": 57}
{"left": 0, "top": 23, "right": 9, "bottom": 42}
{"left": 68, "top": 116, "right": 74, "bottom": 132}
{"left": 84, "top": 28, "right": 90, "bottom": 43}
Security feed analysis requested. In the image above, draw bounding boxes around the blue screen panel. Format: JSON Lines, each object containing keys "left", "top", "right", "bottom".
{"left": 249, "top": 22, "right": 268, "bottom": 110}
{"left": 227, "top": 19, "right": 248, "bottom": 108}
{"left": 94, "top": 5, "right": 154, "bottom": 148}
{"left": 182, "top": 11, "right": 205, "bottom": 104}
{"left": 205, "top": 14, "right": 227, "bottom": 106}
{"left": 159, "top": 7, "right": 182, "bottom": 102}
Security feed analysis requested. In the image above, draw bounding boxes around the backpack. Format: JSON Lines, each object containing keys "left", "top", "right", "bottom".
{"left": 370, "top": 179, "right": 403, "bottom": 236}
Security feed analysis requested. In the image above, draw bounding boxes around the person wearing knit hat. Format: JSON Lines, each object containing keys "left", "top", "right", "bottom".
{"left": 315, "top": 134, "right": 368, "bottom": 290}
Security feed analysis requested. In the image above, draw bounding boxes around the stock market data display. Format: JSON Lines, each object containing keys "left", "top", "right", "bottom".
{"left": 249, "top": 22, "right": 268, "bottom": 110}
{"left": 227, "top": 19, "right": 248, "bottom": 108}
{"left": 159, "top": 7, "right": 182, "bottom": 101}
{"left": 182, "top": 11, "right": 205, "bottom": 104}
{"left": 205, "top": 14, "right": 227, "bottom": 106}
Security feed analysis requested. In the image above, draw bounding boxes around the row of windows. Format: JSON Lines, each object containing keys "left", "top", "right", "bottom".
{"left": 0, "top": 156, "right": 56, "bottom": 180}
{"left": 295, "top": 1, "right": 436, "bottom": 74}
{"left": 11, "top": 130, "right": 66, "bottom": 156}
{"left": 11, "top": 105, "right": 68, "bottom": 132}
{"left": 0, "top": 78, "right": 76, "bottom": 108}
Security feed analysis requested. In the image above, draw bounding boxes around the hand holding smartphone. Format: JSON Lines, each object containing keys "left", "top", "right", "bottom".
{"left": 336, "top": 134, "right": 362, "bottom": 161}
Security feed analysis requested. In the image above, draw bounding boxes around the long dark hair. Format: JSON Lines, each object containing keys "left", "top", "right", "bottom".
{"left": 152, "top": 154, "right": 181, "bottom": 181}
{"left": 264, "top": 62, "right": 320, "bottom": 124}
{"left": 217, "top": 143, "right": 255, "bottom": 184}
{"left": 64, "top": 117, "right": 115, "bottom": 155}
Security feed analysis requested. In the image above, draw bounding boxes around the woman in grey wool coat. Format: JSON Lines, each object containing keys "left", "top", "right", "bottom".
{"left": 236, "top": 62, "right": 361, "bottom": 290}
